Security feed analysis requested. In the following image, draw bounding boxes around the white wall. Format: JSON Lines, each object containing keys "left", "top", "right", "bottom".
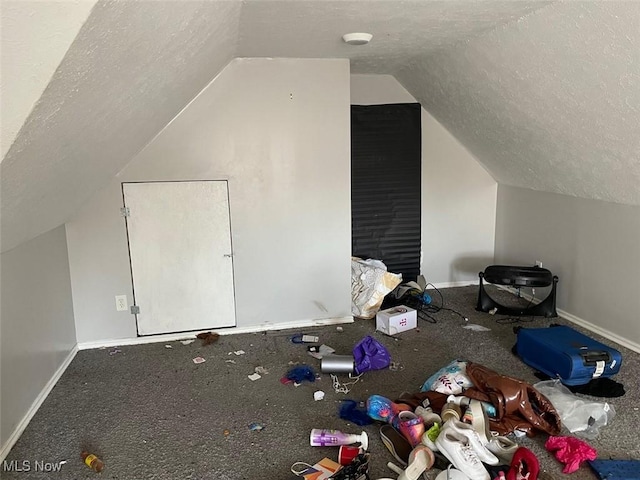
{"left": 67, "top": 58, "right": 352, "bottom": 344}
{"left": 350, "top": 74, "right": 497, "bottom": 285}
{"left": 496, "top": 185, "right": 640, "bottom": 350}
{"left": 1, "top": 225, "right": 77, "bottom": 451}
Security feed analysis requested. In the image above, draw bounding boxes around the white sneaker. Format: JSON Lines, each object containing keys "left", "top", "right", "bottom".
{"left": 435, "top": 466, "right": 472, "bottom": 480}
{"left": 441, "top": 420, "right": 499, "bottom": 466}
{"left": 486, "top": 434, "right": 518, "bottom": 465}
{"left": 435, "top": 430, "right": 490, "bottom": 480}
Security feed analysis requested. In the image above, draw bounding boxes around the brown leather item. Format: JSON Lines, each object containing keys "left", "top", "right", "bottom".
{"left": 463, "top": 362, "right": 562, "bottom": 437}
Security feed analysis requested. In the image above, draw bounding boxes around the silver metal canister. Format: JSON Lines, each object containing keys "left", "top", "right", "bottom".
{"left": 321, "top": 354, "right": 355, "bottom": 374}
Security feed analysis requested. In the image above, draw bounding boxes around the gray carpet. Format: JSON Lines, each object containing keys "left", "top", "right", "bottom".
{"left": 4, "top": 286, "right": 639, "bottom": 479}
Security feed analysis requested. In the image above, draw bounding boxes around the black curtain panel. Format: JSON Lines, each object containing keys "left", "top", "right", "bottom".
{"left": 351, "top": 103, "right": 421, "bottom": 282}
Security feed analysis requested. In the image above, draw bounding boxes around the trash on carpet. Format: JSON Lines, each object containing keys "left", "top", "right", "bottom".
{"left": 81, "top": 451, "right": 104, "bottom": 472}
{"left": 331, "top": 373, "right": 362, "bottom": 395}
{"left": 353, "top": 335, "right": 391, "bottom": 374}
{"left": 351, "top": 257, "right": 402, "bottom": 319}
{"left": 248, "top": 372, "right": 262, "bottom": 381}
{"left": 339, "top": 400, "right": 373, "bottom": 426}
{"left": 254, "top": 366, "right": 269, "bottom": 375}
{"left": 225, "top": 359, "right": 236, "bottom": 364}
{"left": 375, "top": 305, "right": 417, "bottom": 336}
{"left": 223, "top": 429, "right": 230, "bottom": 436}
{"left": 196, "top": 331, "right": 220, "bottom": 346}
{"left": 309, "top": 429, "right": 369, "bottom": 450}
{"left": 535, "top": 379, "right": 615, "bottom": 438}
{"left": 164, "top": 345, "right": 173, "bottom": 349}
{"left": 336, "top": 326, "right": 344, "bottom": 332}
{"left": 291, "top": 457, "right": 342, "bottom": 480}
{"left": 180, "top": 339, "right": 195, "bottom": 345}
{"left": 321, "top": 354, "right": 355, "bottom": 374}
{"left": 546, "top": 436, "right": 597, "bottom": 473}
{"left": 192, "top": 356, "right": 206, "bottom": 364}
{"left": 231, "top": 350, "right": 246, "bottom": 356}
{"left": 313, "top": 390, "right": 325, "bottom": 401}
{"left": 248, "top": 422, "right": 264, "bottom": 431}
{"left": 463, "top": 324, "right": 491, "bottom": 332}
{"left": 282, "top": 365, "right": 317, "bottom": 384}
{"left": 291, "top": 334, "right": 320, "bottom": 344}
{"left": 308, "top": 344, "right": 336, "bottom": 360}
{"left": 108, "top": 348, "right": 121, "bottom": 356}
{"left": 388, "top": 361, "right": 403, "bottom": 371}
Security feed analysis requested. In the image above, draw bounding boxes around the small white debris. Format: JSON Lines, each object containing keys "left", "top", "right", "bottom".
{"left": 181, "top": 339, "right": 195, "bottom": 345}
{"left": 192, "top": 357, "right": 206, "bottom": 364}
{"left": 234, "top": 350, "right": 246, "bottom": 356}
{"left": 248, "top": 373, "right": 262, "bottom": 381}
{"left": 336, "top": 326, "right": 344, "bottom": 332}
{"left": 254, "top": 366, "right": 269, "bottom": 375}
{"left": 225, "top": 359, "right": 236, "bottom": 364}
{"left": 165, "top": 345, "right": 173, "bottom": 349}
{"left": 313, "top": 391, "right": 325, "bottom": 401}
{"left": 463, "top": 324, "right": 491, "bottom": 332}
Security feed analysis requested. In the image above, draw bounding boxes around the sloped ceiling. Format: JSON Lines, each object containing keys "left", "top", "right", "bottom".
{"left": 0, "top": 0, "right": 97, "bottom": 159}
{"left": 397, "top": 1, "right": 640, "bottom": 206}
{"left": 2, "top": 0, "right": 638, "bottom": 253}
{"left": 1, "top": 0, "right": 242, "bottom": 251}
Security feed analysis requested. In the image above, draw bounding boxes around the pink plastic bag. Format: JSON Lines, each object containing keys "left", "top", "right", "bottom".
{"left": 545, "top": 435, "right": 597, "bottom": 473}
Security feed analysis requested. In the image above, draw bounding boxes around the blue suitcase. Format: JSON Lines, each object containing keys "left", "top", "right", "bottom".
{"left": 516, "top": 325, "right": 622, "bottom": 386}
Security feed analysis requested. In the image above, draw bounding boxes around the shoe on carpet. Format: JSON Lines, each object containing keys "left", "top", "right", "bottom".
{"left": 441, "top": 402, "right": 463, "bottom": 423}
{"left": 506, "top": 447, "right": 539, "bottom": 480}
{"left": 380, "top": 424, "right": 412, "bottom": 466}
{"left": 441, "top": 419, "right": 499, "bottom": 466}
{"left": 415, "top": 405, "right": 442, "bottom": 427}
{"left": 435, "top": 430, "right": 490, "bottom": 480}
{"left": 392, "top": 410, "right": 425, "bottom": 447}
{"left": 486, "top": 435, "right": 519, "bottom": 465}
{"left": 405, "top": 445, "right": 436, "bottom": 477}
{"left": 421, "top": 422, "right": 441, "bottom": 452}
{"left": 467, "top": 400, "right": 491, "bottom": 444}
{"left": 435, "top": 466, "right": 472, "bottom": 480}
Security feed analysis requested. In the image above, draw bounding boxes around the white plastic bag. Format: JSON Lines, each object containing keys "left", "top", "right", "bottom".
{"left": 351, "top": 257, "right": 402, "bottom": 319}
{"left": 534, "top": 379, "right": 615, "bottom": 439}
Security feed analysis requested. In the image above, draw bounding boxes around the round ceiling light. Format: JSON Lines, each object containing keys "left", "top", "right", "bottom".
{"left": 342, "top": 33, "right": 373, "bottom": 46}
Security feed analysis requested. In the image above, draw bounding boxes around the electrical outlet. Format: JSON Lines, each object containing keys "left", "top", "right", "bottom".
{"left": 535, "top": 260, "right": 543, "bottom": 268}
{"left": 115, "top": 295, "right": 128, "bottom": 311}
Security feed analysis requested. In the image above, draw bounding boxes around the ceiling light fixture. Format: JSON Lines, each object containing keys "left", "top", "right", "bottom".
{"left": 342, "top": 33, "right": 373, "bottom": 46}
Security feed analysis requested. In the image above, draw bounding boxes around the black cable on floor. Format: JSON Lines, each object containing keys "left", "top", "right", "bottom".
{"left": 403, "top": 283, "right": 469, "bottom": 324}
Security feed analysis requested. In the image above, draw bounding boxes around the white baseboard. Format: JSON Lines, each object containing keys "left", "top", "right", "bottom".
{"left": 557, "top": 308, "right": 640, "bottom": 354}
{"left": 494, "top": 285, "right": 640, "bottom": 354}
{"left": 0, "top": 345, "right": 79, "bottom": 463}
{"left": 78, "top": 316, "right": 354, "bottom": 350}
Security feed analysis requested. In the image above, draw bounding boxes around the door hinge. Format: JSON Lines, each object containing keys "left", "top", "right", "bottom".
{"left": 120, "top": 207, "right": 130, "bottom": 217}
{"left": 130, "top": 305, "right": 140, "bottom": 314}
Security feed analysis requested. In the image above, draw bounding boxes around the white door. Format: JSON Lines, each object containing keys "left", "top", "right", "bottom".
{"left": 123, "top": 181, "right": 236, "bottom": 335}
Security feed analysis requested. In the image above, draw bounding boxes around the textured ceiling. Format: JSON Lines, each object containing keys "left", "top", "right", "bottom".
{"left": 1, "top": 0, "right": 241, "bottom": 251}
{"left": 397, "top": 1, "right": 640, "bottom": 205}
{"left": 3, "top": 0, "right": 638, "bottom": 253}
{"left": 238, "top": 0, "right": 549, "bottom": 73}
{"left": 0, "top": 0, "right": 97, "bottom": 159}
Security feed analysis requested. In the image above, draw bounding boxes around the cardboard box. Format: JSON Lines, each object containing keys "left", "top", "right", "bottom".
{"left": 376, "top": 305, "right": 417, "bottom": 335}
